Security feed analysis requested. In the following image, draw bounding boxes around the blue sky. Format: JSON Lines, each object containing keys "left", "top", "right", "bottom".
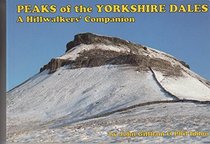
{"left": 7, "top": 0, "right": 210, "bottom": 91}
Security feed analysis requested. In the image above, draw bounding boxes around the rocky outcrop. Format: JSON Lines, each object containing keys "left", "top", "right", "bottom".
{"left": 40, "top": 33, "right": 189, "bottom": 75}
{"left": 179, "top": 60, "right": 190, "bottom": 69}
{"left": 40, "top": 58, "right": 71, "bottom": 73}
{"left": 66, "top": 33, "right": 145, "bottom": 52}
{"left": 71, "top": 49, "right": 182, "bottom": 76}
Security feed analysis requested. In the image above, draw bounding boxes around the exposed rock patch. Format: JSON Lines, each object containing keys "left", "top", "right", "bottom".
{"left": 40, "top": 48, "right": 182, "bottom": 76}
{"left": 71, "top": 49, "right": 182, "bottom": 76}
{"left": 179, "top": 60, "right": 190, "bottom": 69}
{"left": 40, "top": 58, "right": 71, "bottom": 74}
{"left": 66, "top": 33, "right": 145, "bottom": 53}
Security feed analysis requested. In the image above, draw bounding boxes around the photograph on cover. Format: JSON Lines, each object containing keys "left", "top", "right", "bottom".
{"left": 7, "top": 0, "right": 210, "bottom": 143}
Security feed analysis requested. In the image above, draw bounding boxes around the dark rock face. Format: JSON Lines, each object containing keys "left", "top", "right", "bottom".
{"left": 179, "top": 61, "right": 190, "bottom": 69}
{"left": 66, "top": 33, "right": 144, "bottom": 52}
{"left": 71, "top": 49, "right": 182, "bottom": 76}
{"left": 40, "top": 58, "right": 71, "bottom": 73}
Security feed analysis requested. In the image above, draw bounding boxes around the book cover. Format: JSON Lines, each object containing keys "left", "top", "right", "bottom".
{"left": 5, "top": 0, "right": 210, "bottom": 143}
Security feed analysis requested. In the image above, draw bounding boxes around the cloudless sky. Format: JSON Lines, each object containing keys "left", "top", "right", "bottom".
{"left": 7, "top": 0, "right": 210, "bottom": 91}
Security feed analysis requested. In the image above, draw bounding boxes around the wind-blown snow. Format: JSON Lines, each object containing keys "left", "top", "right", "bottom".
{"left": 153, "top": 70, "right": 210, "bottom": 101}
{"left": 7, "top": 65, "right": 172, "bottom": 127}
{"left": 8, "top": 102, "right": 210, "bottom": 143}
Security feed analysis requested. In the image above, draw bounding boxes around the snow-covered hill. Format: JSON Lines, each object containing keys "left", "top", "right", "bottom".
{"left": 7, "top": 33, "right": 210, "bottom": 143}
